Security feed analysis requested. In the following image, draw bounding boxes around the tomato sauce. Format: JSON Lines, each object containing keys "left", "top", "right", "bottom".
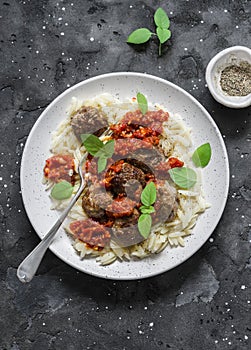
{"left": 44, "top": 154, "right": 75, "bottom": 184}
{"left": 69, "top": 219, "right": 111, "bottom": 248}
{"left": 168, "top": 157, "right": 184, "bottom": 168}
{"left": 106, "top": 197, "right": 136, "bottom": 218}
{"left": 114, "top": 138, "right": 153, "bottom": 157}
{"left": 110, "top": 123, "right": 159, "bottom": 145}
{"left": 155, "top": 158, "right": 184, "bottom": 179}
{"left": 120, "top": 109, "right": 169, "bottom": 134}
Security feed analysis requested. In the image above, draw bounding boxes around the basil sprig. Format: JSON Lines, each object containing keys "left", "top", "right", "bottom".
{"left": 138, "top": 182, "right": 157, "bottom": 239}
{"left": 137, "top": 92, "right": 148, "bottom": 115}
{"left": 192, "top": 143, "right": 212, "bottom": 168}
{"left": 154, "top": 7, "right": 171, "bottom": 56}
{"left": 127, "top": 7, "right": 171, "bottom": 56}
{"left": 51, "top": 180, "right": 74, "bottom": 200}
{"left": 81, "top": 134, "right": 115, "bottom": 173}
{"left": 168, "top": 167, "right": 197, "bottom": 189}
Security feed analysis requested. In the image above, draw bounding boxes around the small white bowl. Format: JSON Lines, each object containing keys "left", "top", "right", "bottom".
{"left": 205, "top": 46, "right": 251, "bottom": 108}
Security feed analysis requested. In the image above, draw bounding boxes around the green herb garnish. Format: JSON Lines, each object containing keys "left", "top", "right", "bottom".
{"left": 141, "top": 181, "right": 156, "bottom": 206}
{"left": 168, "top": 167, "right": 197, "bottom": 189}
{"left": 51, "top": 180, "right": 74, "bottom": 200}
{"left": 97, "top": 157, "right": 107, "bottom": 174}
{"left": 81, "top": 134, "right": 104, "bottom": 155}
{"left": 137, "top": 92, "right": 148, "bottom": 114}
{"left": 154, "top": 7, "right": 170, "bottom": 28}
{"left": 127, "top": 28, "right": 152, "bottom": 44}
{"left": 81, "top": 134, "right": 115, "bottom": 173}
{"left": 138, "top": 182, "right": 157, "bottom": 239}
{"left": 140, "top": 206, "right": 155, "bottom": 214}
{"left": 156, "top": 28, "right": 171, "bottom": 55}
{"left": 127, "top": 7, "right": 171, "bottom": 56}
{"left": 138, "top": 214, "right": 152, "bottom": 239}
{"left": 192, "top": 143, "right": 212, "bottom": 168}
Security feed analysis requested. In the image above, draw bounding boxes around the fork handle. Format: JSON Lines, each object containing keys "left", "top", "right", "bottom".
{"left": 17, "top": 182, "right": 85, "bottom": 283}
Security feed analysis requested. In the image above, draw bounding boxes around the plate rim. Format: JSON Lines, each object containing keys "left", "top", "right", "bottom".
{"left": 20, "top": 72, "right": 230, "bottom": 280}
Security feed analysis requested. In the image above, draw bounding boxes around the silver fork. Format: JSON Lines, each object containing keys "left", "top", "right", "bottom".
{"left": 17, "top": 153, "right": 87, "bottom": 283}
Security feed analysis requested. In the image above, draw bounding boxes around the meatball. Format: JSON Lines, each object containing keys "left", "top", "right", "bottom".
{"left": 71, "top": 106, "right": 108, "bottom": 140}
{"left": 82, "top": 184, "right": 112, "bottom": 220}
{"left": 123, "top": 178, "right": 143, "bottom": 202}
{"left": 125, "top": 158, "right": 153, "bottom": 175}
{"left": 132, "top": 147, "right": 165, "bottom": 170}
{"left": 153, "top": 183, "right": 178, "bottom": 224}
{"left": 112, "top": 209, "right": 143, "bottom": 247}
{"left": 109, "top": 162, "right": 146, "bottom": 198}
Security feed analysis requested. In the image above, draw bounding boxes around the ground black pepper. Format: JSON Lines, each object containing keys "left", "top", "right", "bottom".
{"left": 220, "top": 61, "right": 251, "bottom": 96}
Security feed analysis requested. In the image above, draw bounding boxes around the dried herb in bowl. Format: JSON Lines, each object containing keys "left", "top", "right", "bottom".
{"left": 220, "top": 61, "right": 251, "bottom": 97}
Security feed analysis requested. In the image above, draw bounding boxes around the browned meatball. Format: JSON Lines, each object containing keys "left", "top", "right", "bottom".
{"left": 82, "top": 184, "right": 112, "bottom": 220}
{"left": 153, "top": 183, "right": 178, "bottom": 224}
{"left": 71, "top": 106, "right": 108, "bottom": 140}
{"left": 130, "top": 147, "right": 165, "bottom": 170}
{"left": 109, "top": 162, "right": 146, "bottom": 198}
{"left": 112, "top": 209, "right": 143, "bottom": 247}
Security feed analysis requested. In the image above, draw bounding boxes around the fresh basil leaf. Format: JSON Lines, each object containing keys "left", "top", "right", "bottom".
{"left": 80, "top": 133, "right": 92, "bottom": 143}
{"left": 168, "top": 167, "right": 197, "bottom": 189}
{"left": 81, "top": 135, "right": 115, "bottom": 173}
{"left": 127, "top": 28, "right": 152, "bottom": 44}
{"left": 51, "top": 181, "right": 73, "bottom": 200}
{"left": 141, "top": 182, "right": 157, "bottom": 206}
{"left": 156, "top": 27, "right": 171, "bottom": 44}
{"left": 137, "top": 92, "right": 148, "bottom": 115}
{"left": 154, "top": 8, "right": 170, "bottom": 29}
{"left": 138, "top": 214, "right": 152, "bottom": 239}
{"left": 97, "top": 139, "right": 115, "bottom": 158}
{"left": 140, "top": 206, "right": 155, "bottom": 214}
{"left": 81, "top": 134, "right": 104, "bottom": 156}
{"left": 192, "top": 143, "right": 212, "bottom": 168}
{"left": 97, "top": 157, "right": 107, "bottom": 173}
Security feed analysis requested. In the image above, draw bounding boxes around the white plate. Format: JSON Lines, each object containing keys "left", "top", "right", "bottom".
{"left": 20, "top": 72, "right": 229, "bottom": 280}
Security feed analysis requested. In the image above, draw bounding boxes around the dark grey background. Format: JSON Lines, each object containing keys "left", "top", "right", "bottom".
{"left": 0, "top": 0, "right": 250, "bottom": 349}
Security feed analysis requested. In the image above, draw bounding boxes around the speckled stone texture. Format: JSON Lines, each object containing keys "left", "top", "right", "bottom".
{"left": 0, "top": 0, "right": 250, "bottom": 349}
